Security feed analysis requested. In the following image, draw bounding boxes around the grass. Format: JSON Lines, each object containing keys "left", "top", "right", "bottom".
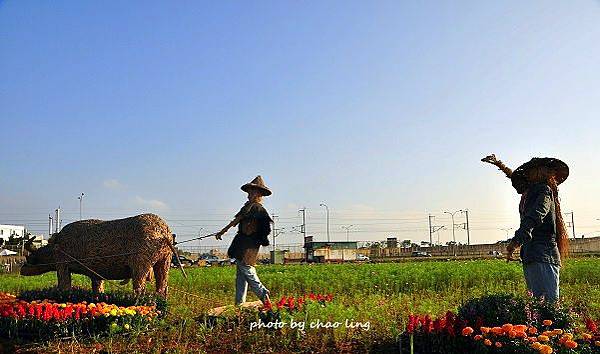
{"left": 1, "top": 258, "right": 600, "bottom": 353}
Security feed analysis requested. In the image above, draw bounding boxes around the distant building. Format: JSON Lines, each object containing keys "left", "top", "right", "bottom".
{"left": 0, "top": 225, "right": 25, "bottom": 242}
{"left": 304, "top": 236, "right": 358, "bottom": 262}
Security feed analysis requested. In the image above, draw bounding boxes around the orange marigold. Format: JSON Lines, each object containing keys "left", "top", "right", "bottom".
{"left": 491, "top": 327, "right": 504, "bottom": 335}
{"left": 461, "top": 327, "right": 474, "bottom": 336}
{"left": 543, "top": 320, "right": 553, "bottom": 326}
{"left": 502, "top": 324, "right": 514, "bottom": 332}
{"left": 484, "top": 339, "right": 492, "bottom": 346}
{"left": 515, "top": 331, "right": 528, "bottom": 339}
{"left": 564, "top": 340, "right": 578, "bottom": 349}
{"left": 514, "top": 325, "right": 528, "bottom": 332}
{"left": 474, "top": 335, "right": 483, "bottom": 341}
{"left": 540, "top": 344, "right": 553, "bottom": 354}
{"left": 528, "top": 327, "right": 538, "bottom": 335}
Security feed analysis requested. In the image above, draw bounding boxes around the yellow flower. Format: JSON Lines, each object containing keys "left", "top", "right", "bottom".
{"left": 539, "top": 344, "right": 553, "bottom": 354}
{"left": 532, "top": 342, "right": 542, "bottom": 350}
{"left": 582, "top": 333, "right": 593, "bottom": 340}
{"left": 124, "top": 324, "right": 131, "bottom": 330}
{"left": 538, "top": 335, "right": 549, "bottom": 342}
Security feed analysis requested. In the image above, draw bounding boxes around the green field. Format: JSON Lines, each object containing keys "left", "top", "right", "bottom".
{"left": 2, "top": 258, "right": 600, "bottom": 353}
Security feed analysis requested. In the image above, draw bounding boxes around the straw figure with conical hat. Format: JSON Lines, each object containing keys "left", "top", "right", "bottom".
{"left": 482, "top": 154, "right": 570, "bottom": 302}
{"left": 215, "top": 176, "right": 273, "bottom": 305}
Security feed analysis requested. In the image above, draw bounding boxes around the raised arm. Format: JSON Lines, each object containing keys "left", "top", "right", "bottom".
{"left": 481, "top": 154, "right": 513, "bottom": 178}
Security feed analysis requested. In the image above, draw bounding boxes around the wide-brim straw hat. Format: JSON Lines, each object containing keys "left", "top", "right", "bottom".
{"left": 511, "top": 157, "right": 569, "bottom": 191}
{"left": 241, "top": 175, "right": 272, "bottom": 196}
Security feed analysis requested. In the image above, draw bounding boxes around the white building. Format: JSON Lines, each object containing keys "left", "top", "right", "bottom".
{"left": 0, "top": 225, "right": 26, "bottom": 242}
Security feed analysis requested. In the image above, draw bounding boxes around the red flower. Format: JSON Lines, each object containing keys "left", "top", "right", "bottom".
{"left": 16, "top": 304, "right": 26, "bottom": 318}
{"left": 263, "top": 299, "right": 273, "bottom": 311}
{"left": 423, "top": 315, "right": 432, "bottom": 333}
{"left": 586, "top": 318, "right": 598, "bottom": 334}
{"left": 407, "top": 314, "right": 418, "bottom": 334}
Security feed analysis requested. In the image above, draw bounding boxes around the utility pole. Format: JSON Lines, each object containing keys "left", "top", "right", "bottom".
{"left": 320, "top": 203, "right": 330, "bottom": 243}
{"left": 272, "top": 214, "right": 278, "bottom": 251}
{"left": 462, "top": 210, "right": 470, "bottom": 245}
{"left": 78, "top": 193, "right": 85, "bottom": 220}
{"left": 341, "top": 225, "right": 355, "bottom": 241}
{"left": 444, "top": 210, "right": 462, "bottom": 256}
{"left": 299, "top": 208, "right": 307, "bottom": 240}
{"left": 564, "top": 211, "right": 575, "bottom": 238}
{"left": 428, "top": 214, "right": 444, "bottom": 246}
{"left": 428, "top": 215, "right": 434, "bottom": 246}
{"left": 443, "top": 210, "right": 460, "bottom": 244}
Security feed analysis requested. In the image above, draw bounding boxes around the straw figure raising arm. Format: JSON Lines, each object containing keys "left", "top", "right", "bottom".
{"left": 481, "top": 153, "right": 570, "bottom": 303}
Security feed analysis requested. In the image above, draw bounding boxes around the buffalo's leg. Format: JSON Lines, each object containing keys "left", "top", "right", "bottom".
{"left": 56, "top": 264, "right": 72, "bottom": 291}
{"left": 131, "top": 266, "right": 151, "bottom": 296}
{"left": 91, "top": 278, "right": 105, "bottom": 293}
{"left": 153, "top": 255, "right": 170, "bottom": 297}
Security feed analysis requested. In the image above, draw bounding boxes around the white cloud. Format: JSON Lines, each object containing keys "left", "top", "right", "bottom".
{"left": 134, "top": 196, "right": 168, "bottom": 210}
{"left": 103, "top": 179, "right": 124, "bottom": 190}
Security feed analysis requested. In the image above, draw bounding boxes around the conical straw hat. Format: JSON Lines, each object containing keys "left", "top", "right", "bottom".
{"left": 241, "top": 175, "right": 272, "bottom": 196}
{"left": 511, "top": 157, "right": 569, "bottom": 192}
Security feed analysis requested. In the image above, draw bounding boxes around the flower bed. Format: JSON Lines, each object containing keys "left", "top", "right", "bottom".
{"left": 0, "top": 288, "right": 164, "bottom": 341}
{"left": 400, "top": 294, "right": 600, "bottom": 354}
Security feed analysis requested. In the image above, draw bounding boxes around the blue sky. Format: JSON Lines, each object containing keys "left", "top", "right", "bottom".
{"left": 2, "top": 1, "right": 600, "bottom": 248}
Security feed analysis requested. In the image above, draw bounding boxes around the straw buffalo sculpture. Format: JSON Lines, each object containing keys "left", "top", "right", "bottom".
{"left": 21, "top": 214, "right": 175, "bottom": 297}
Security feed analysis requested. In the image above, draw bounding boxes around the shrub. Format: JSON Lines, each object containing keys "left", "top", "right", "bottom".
{"left": 458, "top": 294, "right": 575, "bottom": 330}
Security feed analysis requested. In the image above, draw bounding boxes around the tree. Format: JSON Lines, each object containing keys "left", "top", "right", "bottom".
{"left": 401, "top": 239, "right": 412, "bottom": 248}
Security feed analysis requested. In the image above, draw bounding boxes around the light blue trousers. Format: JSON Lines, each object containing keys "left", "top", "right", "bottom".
{"left": 235, "top": 261, "right": 269, "bottom": 305}
{"left": 523, "top": 262, "right": 560, "bottom": 302}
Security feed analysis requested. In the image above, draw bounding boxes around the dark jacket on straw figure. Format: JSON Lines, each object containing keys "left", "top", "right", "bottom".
{"left": 482, "top": 154, "right": 570, "bottom": 302}
{"left": 215, "top": 176, "right": 273, "bottom": 306}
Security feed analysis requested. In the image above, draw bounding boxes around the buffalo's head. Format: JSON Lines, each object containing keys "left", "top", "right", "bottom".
{"left": 20, "top": 239, "right": 56, "bottom": 276}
